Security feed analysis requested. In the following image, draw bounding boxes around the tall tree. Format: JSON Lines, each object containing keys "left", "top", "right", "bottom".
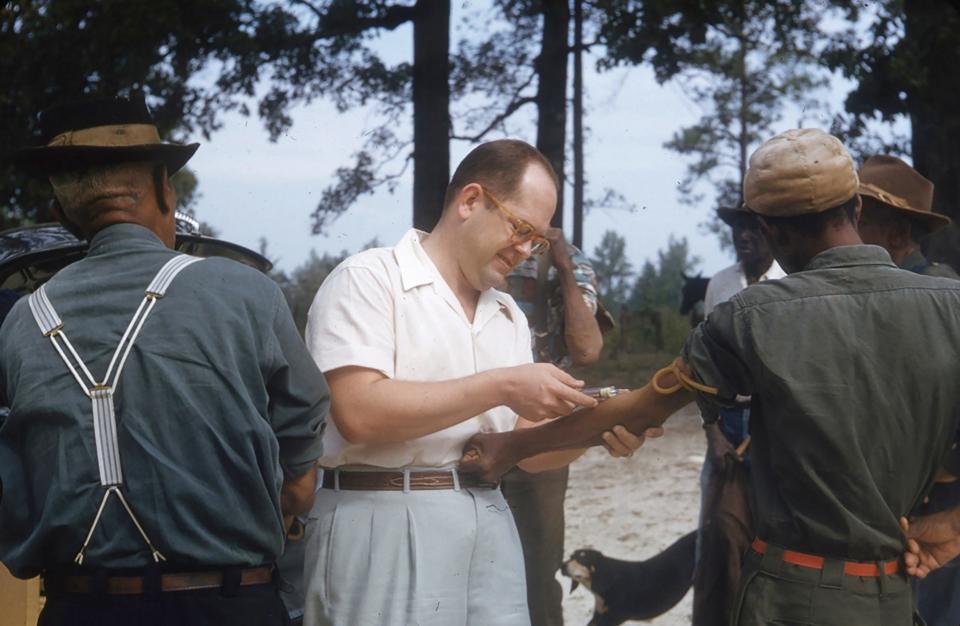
{"left": 535, "top": 0, "right": 569, "bottom": 228}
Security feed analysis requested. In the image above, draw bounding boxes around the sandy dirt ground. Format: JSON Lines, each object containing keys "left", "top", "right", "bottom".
{"left": 561, "top": 405, "right": 705, "bottom": 626}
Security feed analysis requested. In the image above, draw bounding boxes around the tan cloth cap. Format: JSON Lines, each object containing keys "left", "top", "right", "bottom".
{"left": 744, "top": 128, "right": 859, "bottom": 217}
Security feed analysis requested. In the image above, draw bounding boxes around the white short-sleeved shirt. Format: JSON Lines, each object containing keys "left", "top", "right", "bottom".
{"left": 305, "top": 229, "right": 532, "bottom": 468}
{"left": 703, "top": 259, "right": 786, "bottom": 316}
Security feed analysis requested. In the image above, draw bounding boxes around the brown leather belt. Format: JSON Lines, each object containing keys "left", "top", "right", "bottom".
{"left": 320, "top": 468, "right": 496, "bottom": 491}
{"left": 45, "top": 565, "right": 273, "bottom": 595}
{"left": 751, "top": 538, "right": 900, "bottom": 577}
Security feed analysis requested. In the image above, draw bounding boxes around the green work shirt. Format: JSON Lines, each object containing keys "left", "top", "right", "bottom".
{"left": 0, "top": 223, "right": 328, "bottom": 577}
{"left": 684, "top": 244, "right": 960, "bottom": 561}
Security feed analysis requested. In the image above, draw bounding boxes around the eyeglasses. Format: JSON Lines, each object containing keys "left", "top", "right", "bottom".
{"left": 480, "top": 186, "right": 550, "bottom": 255}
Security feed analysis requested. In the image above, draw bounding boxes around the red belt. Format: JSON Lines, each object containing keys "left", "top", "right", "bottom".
{"left": 751, "top": 538, "right": 900, "bottom": 577}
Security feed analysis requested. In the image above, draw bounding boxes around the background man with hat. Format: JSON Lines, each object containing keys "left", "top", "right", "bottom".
{"left": 858, "top": 154, "right": 959, "bottom": 278}
{"left": 0, "top": 95, "right": 329, "bottom": 626}
{"left": 857, "top": 154, "right": 960, "bottom": 625}
{"left": 459, "top": 128, "right": 960, "bottom": 625}
{"left": 694, "top": 203, "right": 784, "bottom": 625}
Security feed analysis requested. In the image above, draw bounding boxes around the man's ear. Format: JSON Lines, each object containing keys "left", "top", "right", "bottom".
{"left": 49, "top": 199, "right": 85, "bottom": 240}
{"left": 154, "top": 164, "right": 177, "bottom": 214}
{"left": 457, "top": 183, "right": 483, "bottom": 221}
{"left": 890, "top": 217, "right": 913, "bottom": 250}
{"left": 852, "top": 195, "right": 863, "bottom": 227}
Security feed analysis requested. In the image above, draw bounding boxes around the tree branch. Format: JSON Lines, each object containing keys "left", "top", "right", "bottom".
{"left": 450, "top": 96, "right": 536, "bottom": 142}
{"left": 304, "top": 2, "right": 419, "bottom": 39}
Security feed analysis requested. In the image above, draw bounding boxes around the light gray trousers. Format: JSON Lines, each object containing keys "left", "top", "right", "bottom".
{"left": 303, "top": 479, "right": 531, "bottom": 626}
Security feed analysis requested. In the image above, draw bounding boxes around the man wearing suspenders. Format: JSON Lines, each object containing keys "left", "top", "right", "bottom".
{"left": 1, "top": 96, "right": 329, "bottom": 626}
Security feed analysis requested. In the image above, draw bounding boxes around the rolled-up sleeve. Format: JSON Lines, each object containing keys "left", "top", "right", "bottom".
{"left": 305, "top": 264, "right": 396, "bottom": 378}
{"left": 267, "top": 288, "right": 329, "bottom": 478}
{"left": 683, "top": 299, "right": 754, "bottom": 422}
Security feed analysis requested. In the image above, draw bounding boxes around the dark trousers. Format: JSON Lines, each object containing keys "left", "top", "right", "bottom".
{"left": 914, "top": 563, "right": 960, "bottom": 626}
{"left": 501, "top": 466, "right": 569, "bottom": 626}
{"left": 39, "top": 583, "right": 289, "bottom": 626}
{"left": 735, "top": 548, "right": 919, "bottom": 626}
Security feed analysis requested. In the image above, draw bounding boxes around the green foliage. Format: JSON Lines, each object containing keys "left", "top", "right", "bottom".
{"left": 170, "top": 168, "right": 200, "bottom": 213}
{"left": 0, "top": 0, "right": 259, "bottom": 229}
{"left": 629, "top": 234, "right": 700, "bottom": 310}
{"left": 266, "top": 237, "right": 380, "bottom": 335}
{"left": 275, "top": 249, "right": 350, "bottom": 335}
{"left": 590, "top": 230, "right": 634, "bottom": 310}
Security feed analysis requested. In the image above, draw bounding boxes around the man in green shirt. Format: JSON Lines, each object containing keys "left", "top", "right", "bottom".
{"left": 1, "top": 96, "right": 329, "bottom": 626}
{"left": 460, "top": 128, "right": 960, "bottom": 626}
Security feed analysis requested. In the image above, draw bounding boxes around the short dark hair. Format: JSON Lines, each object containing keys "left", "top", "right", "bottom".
{"left": 443, "top": 139, "right": 558, "bottom": 209}
{"left": 758, "top": 195, "right": 858, "bottom": 237}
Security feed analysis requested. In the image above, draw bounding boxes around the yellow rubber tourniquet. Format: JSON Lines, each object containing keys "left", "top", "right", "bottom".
{"left": 652, "top": 357, "right": 720, "bottom": 396}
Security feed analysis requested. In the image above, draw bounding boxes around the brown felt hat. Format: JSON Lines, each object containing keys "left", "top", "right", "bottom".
{"left": 743, "top": 129, "right": 858, "bottom": 217}
{"left": 858, "top": 155, "right": 950, "bottom": 232}
{"left": 12, "top": 95, "right": 198, "bottom": 177}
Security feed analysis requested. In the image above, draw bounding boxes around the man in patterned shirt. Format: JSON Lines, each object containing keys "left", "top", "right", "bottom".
{"left": 501, "top": 228, "right": 613, "bottom": 626}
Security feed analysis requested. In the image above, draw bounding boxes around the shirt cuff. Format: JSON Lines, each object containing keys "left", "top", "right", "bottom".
{"left": 313, "top": 346, "right": 394, "bottom": 379}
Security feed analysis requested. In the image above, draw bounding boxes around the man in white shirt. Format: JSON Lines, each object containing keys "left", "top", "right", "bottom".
{"left": 703, "top": 206, "right": 786, "bottom": 316}
{"left": 302, "top": 139, "right": 648, "bottom": 626}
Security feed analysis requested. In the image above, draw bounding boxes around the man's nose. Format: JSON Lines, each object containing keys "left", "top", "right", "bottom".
{"left": 513, "top": 239, "right": 534, "bottom": 257}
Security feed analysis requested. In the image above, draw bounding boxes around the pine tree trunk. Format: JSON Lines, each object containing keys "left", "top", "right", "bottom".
{"left": 411, "top": 0, "right": 451, "bottom": 232}
{"left": 572, "top": 0, "right": 585, "bottom": 249}
{"left": 535, "top": 0, "right": 570, "bottom": 228}
{"left": 907, "top": 0, "right": 960, "bottom": 270}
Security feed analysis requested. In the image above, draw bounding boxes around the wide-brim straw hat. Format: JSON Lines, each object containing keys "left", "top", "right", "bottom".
{"left": 12, "top": 95, "right": 198, "bottom": 177}
{"left": 858, "top": 155, "right": 950, "bottom": 232}
{"left": 744, "top": 129, "right": 858, "bottom": 217}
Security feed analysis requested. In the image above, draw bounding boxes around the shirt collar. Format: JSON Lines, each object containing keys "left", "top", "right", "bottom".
{"left": 738, "top": 259, "right": 787, "bottom": 284}
{"left": 86, "top": 222, "right": 167, "bottom": 258}
{"left": 394, "top": 229, "right": 439, "bottom": 291}
{"left": 392, "top": 228, "right": 514, "bottom": 325}
{"left": 802, "top": 244, "right": 897, "bottom": 272}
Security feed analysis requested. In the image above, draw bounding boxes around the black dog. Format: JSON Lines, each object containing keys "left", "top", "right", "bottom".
{"left": 561, "top": 530, "right": 697, "bottom": 626}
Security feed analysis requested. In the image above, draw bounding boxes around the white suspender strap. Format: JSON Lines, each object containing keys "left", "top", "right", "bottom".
{"left": 74, "top": 486, "right": 166, "bottom": 565}
{"left": 146, "top": 254, "right": 203, "bottom": 297}
{"left": 26, "top": 254, "right": 202, "bottom": 565}
{"left": 27, "top": 284, "right": 62, "bottom": 336}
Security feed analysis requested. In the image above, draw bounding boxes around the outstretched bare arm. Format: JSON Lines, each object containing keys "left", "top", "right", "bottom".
{"left": 459, "top": 367, "right": 696, "bottom": 483}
